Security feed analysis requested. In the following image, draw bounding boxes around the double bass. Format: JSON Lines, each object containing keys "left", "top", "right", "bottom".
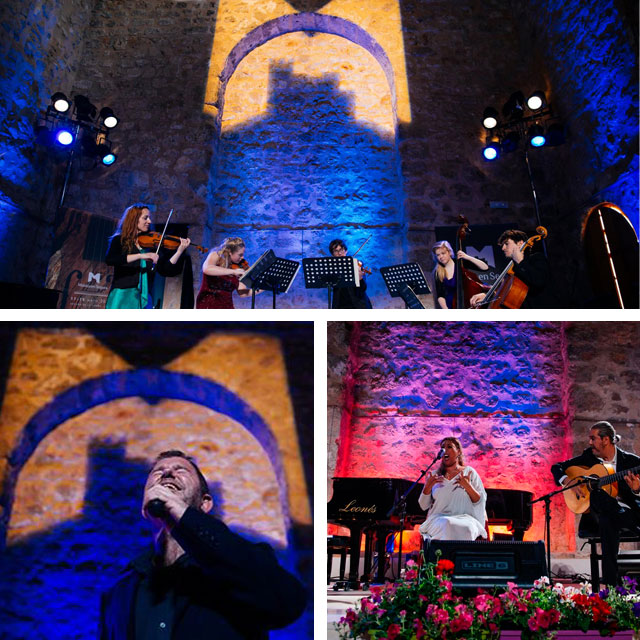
{"left": 475, "top": 227, "right": 548, "bottom": 309}
{"left": 454, "top": 215, "right": 488, "bottom": 308}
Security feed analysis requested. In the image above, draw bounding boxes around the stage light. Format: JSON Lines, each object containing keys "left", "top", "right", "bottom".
{"left": 96, "top": 142, "right": 117, "bottom": 165}
{"left": 99, "top": 107, "right": 118, "bottom": 129}
{"left": 482, "top": 107, "right": 498, "bottom": 129}
{"left": 51, "top": 92, "right": 70, "bottom": 113}
{"left": 73, "top": 94, "right": 97, "bottom": 122}
{"left": 545, "top": 123, "right": 566, "bottom": 146}
{"left": 502, "top": 131, "right": 520, "bottom": 153}
{"left": 483, "top": 141, "right": 500, "bottom": 161}
{"left": 527, "top": 91, "right": 546, "bottom": 111}
{"left": 102, "top": 152, "right": 116, "bottom": 166}
{"left": 502, "top": 91, "right": 525, "bottom": 120}
{"left": 528, "top": 124, "right": 546, "bottom": 147}
{"left": 56, "top": 129, "right": 74, "bottom": 146}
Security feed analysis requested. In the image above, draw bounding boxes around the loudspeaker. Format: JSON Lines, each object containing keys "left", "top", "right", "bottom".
{"left": 424, "top": 539, "right": 547, "bottom": 588}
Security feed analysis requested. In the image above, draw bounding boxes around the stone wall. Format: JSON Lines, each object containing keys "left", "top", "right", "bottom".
{"left": 327, "top": 321, "right": 640, "bottom": 557}
{"left": 1, "top": 0, "right": 636, "bottom": 305}
{"left": 0, "top": 323, "right": 313, "bottom": 640}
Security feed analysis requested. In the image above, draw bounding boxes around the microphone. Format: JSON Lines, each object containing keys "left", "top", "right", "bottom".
{"left": 146, "top": 498, "right": 166, "bottom": 518}
{"left": 436, "top": 448, "right": 444, "bottom": 460}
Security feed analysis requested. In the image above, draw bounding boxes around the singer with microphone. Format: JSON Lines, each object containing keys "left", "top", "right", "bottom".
{"left": 418, "top": 437, "right": 487, "bottom": 540}
{"left": 105, "top": 203, "right": 190, "bottom": 309}
{"left": 99, "top": 450, "right": 306, "bottom": 639}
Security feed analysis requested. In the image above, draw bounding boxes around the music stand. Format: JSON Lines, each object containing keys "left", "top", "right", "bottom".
{"left": 302, "top": 256, "right": 359, "bottom": 309}
{"left": 240, "top": 249, "right": 300, "bottom": 309}
{"left": 381, "top": 263, "right": 430, "bottom": 309}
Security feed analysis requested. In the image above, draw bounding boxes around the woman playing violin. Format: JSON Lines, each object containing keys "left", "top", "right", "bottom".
{"left": 196, "top": 237, "right": 252, "bottom": 309}
{"left": 105, "top": 203, "right": 190, "bottom": 309}
{"left": 328, "top": 238, "right": 373, "bottom": 309}
{"left": 469, "top": 229, "right": 555, "bottom": 309}
{"left": 432, "top": 240, "right": 488, "bottom": 309}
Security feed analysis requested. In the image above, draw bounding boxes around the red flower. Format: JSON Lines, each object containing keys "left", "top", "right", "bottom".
{"left": 436, "top": 559, "right": 455, "bottom": 575}
{"left": 386, "top": 622, "right": 401, "bottom": 639}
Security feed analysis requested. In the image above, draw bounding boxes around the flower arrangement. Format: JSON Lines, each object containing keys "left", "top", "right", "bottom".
{"left": 336, "top": 557, "right": 640, "bottom": 639}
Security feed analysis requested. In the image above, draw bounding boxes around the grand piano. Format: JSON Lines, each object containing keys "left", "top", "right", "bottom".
{"left": 327, "top": 477, "right": 534, "bottom": 588}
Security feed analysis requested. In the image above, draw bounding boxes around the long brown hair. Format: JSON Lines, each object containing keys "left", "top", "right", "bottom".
{"left": 431, "top": 240, "right": 454, "bottom": 282}
{"left": 214, "top": 237, "right": 245, "bottom": 268}
{"left": 113, "top": 203, "right": 149, "bottom": 253}
{"left": 436, "top": 436, "right": 465, "bottom": 476}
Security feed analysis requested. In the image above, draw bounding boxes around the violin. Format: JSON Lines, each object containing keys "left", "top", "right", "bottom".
{"left": 137, "top": 232, "right": 208, "bottom": 255}
{"left": 454, "top": 215, "right": 488, "bottom": 308}
{"left": 478, "top": 227, "right": 548, "bottom": 309}
{"left": 230, "top": 259, "right": 250, "bottom": 271}
{"left": 357, "top": 261, "right": 372, "bottom": 276}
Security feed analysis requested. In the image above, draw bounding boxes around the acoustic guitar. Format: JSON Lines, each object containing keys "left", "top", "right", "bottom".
{"left": 562, "top": 463, "right": 640, "bottom": 513}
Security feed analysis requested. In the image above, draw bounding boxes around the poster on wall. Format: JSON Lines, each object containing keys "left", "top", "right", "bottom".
{"left": 45, "top": 207, "right": 115, "bottom": 309}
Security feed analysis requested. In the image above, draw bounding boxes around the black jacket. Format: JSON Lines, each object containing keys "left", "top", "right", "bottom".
{"left": 106, "top": 235, "right": 183, "bottom": 290}
{"left": 512, "top": 251, "right": 557, "bottom": 309}
{"left": 99, "top": 508, "right": 306, "bottom": 639}
{"left": 551, "top": 446, "right": 640, "bottom": 512}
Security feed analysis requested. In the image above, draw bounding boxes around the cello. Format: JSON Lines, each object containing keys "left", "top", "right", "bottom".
{"left": 454, "top": 215, "right": 488, "bottom": 308}
{"left": 475, "top": 226, "right": 548, "bottom": 309}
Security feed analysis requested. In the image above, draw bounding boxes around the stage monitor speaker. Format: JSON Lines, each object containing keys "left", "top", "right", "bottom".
{"left": 424, "top": 539, "right": 547, "bottom": 588}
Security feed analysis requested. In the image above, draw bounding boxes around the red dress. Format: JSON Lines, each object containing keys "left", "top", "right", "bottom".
{"left": 196, "top": 274, "right": 240, "bottom": 308}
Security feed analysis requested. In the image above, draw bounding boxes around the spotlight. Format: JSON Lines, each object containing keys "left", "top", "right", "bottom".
{"left": 545, "top": 122, "right": 566, "bottom": 146}
{"left": 483, "top": 141, "right": 500, "bottom": 161}
{"left": 56, "top": 129, "right": 74, "bottom": 146}
{"left": 502, "top": 91, "right": 525, "bottom": 121}
{"left": 96, "top": 143, "right": 117, "bottom": 165}
{"left": 482, "top": 107, "right": 498, "bottom": 129}
{"left": 527, "top": 91, "right": 546, "bottom": 111}
{"left": 501, "top": 131, "right": 520, "bottom": 153}
{"left": 528, "top": 124, "right": 546, "bottom": 147}
{"left": 51, "top": 92, "right": 70, "bottom": 113}
{"left": 99, "top": 107, "right": 119, "bottom": 129}
{"left": 73, "top": 94, "right": 97, "bottom": 122}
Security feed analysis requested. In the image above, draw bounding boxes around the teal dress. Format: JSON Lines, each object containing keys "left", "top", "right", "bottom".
{"left": 105, "top": 251, "right": 151, "bottom": 309}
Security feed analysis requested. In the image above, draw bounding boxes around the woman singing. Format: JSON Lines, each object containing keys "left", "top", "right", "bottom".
{"left": 105, "top": 204, "right": 190, "bottom": 309}
{"left": 196, "top": 237, "right": 252, "bottom": 309}
{"left": 418, "top": 437, "right": 487, "bottom": 540}
{"left": 432, "top": 240, "right": 488, "bottom": 309}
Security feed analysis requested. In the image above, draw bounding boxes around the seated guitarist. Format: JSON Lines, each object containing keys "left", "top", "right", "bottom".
{"left": 469, "top": 229, "right": 556, "bottom": 309}
{"left": 551, "top": 421, "right": 640, "bottom": 586}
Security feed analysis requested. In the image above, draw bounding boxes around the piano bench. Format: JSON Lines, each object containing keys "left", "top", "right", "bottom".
{"left": 327, "top": 536, "right": 351, "bottom": 585}
{"left": 578, "top": 513, "right": 640, "bottom": 591}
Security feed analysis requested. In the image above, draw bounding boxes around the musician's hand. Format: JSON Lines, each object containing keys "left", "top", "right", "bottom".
{"left": 424, "top": 473, "right": 444, "bottom": 493}
{"left": 176, "top": 237, "right": 191, "bottom": 254}
{"left": 232, "top": 269, "right": 246, "bottom": 277}
{"left": 456, "top": 471, "right": 472, "bottom": 492}
{"left": 624, "top": 471, "right": 640, "bottom": 493}
{"left": 470, "top": 292, "right": 486, "bottom": 307}
{"left": 140, "top": 252, "right": 160, "bottom": 264}
{"left": 456, "top": 250, "right": 469, "bottom": 261}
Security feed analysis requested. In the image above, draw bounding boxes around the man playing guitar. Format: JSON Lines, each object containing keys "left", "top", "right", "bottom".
{"left": 551, "top": 421, "right": 640, "bottom": 586}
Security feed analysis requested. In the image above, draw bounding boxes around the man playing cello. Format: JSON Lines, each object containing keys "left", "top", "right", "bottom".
{"left": 550, "top": 421, "right": 640, "bottom": 586}
{"left": 470, "top": 229, "right": 556, "bottom": 309}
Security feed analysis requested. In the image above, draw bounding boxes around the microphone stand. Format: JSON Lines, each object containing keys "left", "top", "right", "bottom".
{"left": 387, "top": 452, "right": 442, "bottom": 581}
{"left": 529, "top": 477, "right": 594, "bottom": 580}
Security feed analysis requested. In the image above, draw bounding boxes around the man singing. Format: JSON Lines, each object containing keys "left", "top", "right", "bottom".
{"left": 99, "top": 450, "right": 306, "bottom": 639}
{"left": 550, "top": 422, "right": 640, "bottom": 586}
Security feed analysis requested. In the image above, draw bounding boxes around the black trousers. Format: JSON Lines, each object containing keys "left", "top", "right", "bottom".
{"left": 590, "top": 489, "right": 640, "bottom": 586}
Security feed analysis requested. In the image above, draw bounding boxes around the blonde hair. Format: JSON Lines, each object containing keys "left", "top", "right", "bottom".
{"left": 113, "top": 203, "right": 149, "bottom": 253}
{"left": 432, "top": 240, "right": 454, "bottom": 282}
{"left": 436, "top": 436, "right": 465, "bottom": 476}
{"left": 214, "top": 237, "right": 245, "bottom": 268}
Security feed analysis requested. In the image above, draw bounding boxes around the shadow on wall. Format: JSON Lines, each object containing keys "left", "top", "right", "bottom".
{"left": 0, "top": 439, "right": 311, "bottom": 640}
{"left": 211, "top": 61, "right": 405, "bottom": 309}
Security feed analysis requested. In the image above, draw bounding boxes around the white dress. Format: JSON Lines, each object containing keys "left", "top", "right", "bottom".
{"left": 418, "top": 465, "right": 487, "bottom": 540}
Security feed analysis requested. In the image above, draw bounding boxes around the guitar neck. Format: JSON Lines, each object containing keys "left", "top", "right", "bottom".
{"left": 597, "top": 463, "right": 640, "bottom": 488}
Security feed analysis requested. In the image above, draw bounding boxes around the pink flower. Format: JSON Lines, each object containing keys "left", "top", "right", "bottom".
{"left": 405, "top": 568, "right": 418, "bottom": 581}
{"left": 413, "top": 617, "right": 426, "bottom": 639}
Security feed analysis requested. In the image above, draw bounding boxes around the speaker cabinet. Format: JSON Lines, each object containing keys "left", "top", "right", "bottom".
{"left": 424, "top": 539, "right": 547, "bottom": 588}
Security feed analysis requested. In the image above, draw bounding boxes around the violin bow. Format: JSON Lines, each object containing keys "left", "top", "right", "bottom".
{"left": 352, "top": 234, "right": 371, "bottom": 257}
{"left": 155, "top": 208, "right": 174, "bottom": 256}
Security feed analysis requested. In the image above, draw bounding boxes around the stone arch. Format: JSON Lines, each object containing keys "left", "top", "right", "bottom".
{"left": 210, "top": 12, "right": 400, "bottom": 136}
{"left": 0, "top": 369, "right": 289, "bottom": 549}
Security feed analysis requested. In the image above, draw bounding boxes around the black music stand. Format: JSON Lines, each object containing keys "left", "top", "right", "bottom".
{"left": 381, "top": 263, "right": 430, "bottom": 309}
{"left": 302, "top": 256, "right": 360, "bottom": 309}
{"left": 240, "top": 249, "right": 299, "bottom": 309}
